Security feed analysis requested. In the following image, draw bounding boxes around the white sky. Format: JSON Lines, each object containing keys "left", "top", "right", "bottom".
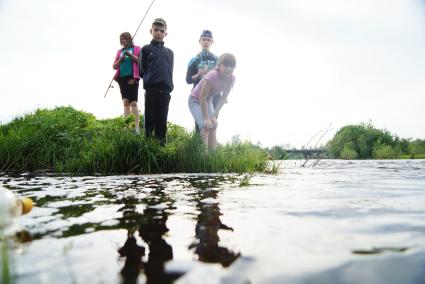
{"left": 1, "top": 0, "right": 425, "bottom": 148}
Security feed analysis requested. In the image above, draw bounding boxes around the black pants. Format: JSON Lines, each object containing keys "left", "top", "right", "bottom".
{"left": 144, "top": 89, "right": 171, "bottom": 145}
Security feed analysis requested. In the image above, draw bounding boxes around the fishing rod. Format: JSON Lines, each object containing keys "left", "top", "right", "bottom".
{"left": 104, "top": 0, "right": 156, "bottom": 98}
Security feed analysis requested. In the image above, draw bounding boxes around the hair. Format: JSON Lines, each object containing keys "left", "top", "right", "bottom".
{"left": 218, "top": 53, "right": 236, "bottom": 68}
{"left": 119, "top": 32, "right": 134, "bottom": 48}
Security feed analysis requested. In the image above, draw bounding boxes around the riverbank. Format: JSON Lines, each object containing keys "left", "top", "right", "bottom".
{"left": 0, "top": 107, "right": 276, "bottom": 174}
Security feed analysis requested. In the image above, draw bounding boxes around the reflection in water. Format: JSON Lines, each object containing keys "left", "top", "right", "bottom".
{"left": 118, "top": 182, "right": 183, "bottom": 284}
{"left": 1, "top": 174, "right": 248, "bottom": 283}
{"left": 117, "top": 176, "right": 242, "bottom": 283}
{"left": 2, "top": 161, "right": 425, "bottom": 283}
{"left": 118, "top": 232, "right": 145, "bottom": 284}
{"left": 189, "top": 180, "right": 241, "bottom": 267}
{"left": 139, "top": 208, "right": 174, "bottom": 284}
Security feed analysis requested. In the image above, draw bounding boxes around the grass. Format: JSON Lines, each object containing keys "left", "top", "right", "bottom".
{"left": 0, "top": 106, "right": 277, "bottom": 174}
{"left": 1, "top": 238, "right": 12, "bottom": 284}
{"left": 398, "top": 153, "right": 425, "bottom": 159}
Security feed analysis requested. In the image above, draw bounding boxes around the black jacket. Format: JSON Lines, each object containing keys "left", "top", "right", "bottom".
{"left": 140, "top": 40, "right": 174, "bottom": 92}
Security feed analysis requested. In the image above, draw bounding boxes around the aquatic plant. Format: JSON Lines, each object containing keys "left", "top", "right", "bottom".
{"left": 0, "top": 106, "right": 276, "bottom": 174}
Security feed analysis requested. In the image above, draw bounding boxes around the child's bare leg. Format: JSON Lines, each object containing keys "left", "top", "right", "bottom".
{"left": 208, "top": 128, "right": 217, "bottom": 150}
{"left": 123, "top": 99, "right": 131, "bottom": 117}
{"left": 201, "top": 128, "right": 209, "bottom": 145}
{"left": 130, "top": 101, "right": 139, "bottom": 132}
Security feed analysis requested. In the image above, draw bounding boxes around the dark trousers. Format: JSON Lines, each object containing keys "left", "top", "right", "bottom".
{"left": 144, "top": 89, "right": 171, "bottom": 145}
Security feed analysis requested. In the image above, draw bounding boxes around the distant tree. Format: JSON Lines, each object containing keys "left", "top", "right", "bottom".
{"left": 397, "top": 137, "right": 411, "bottom": 155}
{"left": 372, "top": 144, "right": 400, "bottom": 159}
{"left": 340, "top": 144, "right": 359, "bottom": 159}
{"left": 408, "top": 139, "right": 425, "bottom": 156}
{"left": 326, "top": 122, "right": 397, "bottom": 159}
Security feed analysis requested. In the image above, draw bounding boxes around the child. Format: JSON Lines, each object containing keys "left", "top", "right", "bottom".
{"left": 188, "top": 53, "right": 236, "bottom": 150}
{"left": 140, "top": 18, "right": 174, "bottom": 145}
{"left": 113, "top": 32, "right": 142, "bottom": 133}
{"left": 186, "top": 30, "right": 218, "bottom": 133}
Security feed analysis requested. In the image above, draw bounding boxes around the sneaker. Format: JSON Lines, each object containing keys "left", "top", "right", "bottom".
{"left": 135, "top": 128, "right": 140, "bottom": 134}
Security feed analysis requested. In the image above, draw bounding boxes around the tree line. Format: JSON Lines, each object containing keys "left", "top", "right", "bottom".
{"left": 326, "top": 122, "right": 425, "bottom": 159}
{"left": 263, "top": 122, "right": 425, "bottom": 160}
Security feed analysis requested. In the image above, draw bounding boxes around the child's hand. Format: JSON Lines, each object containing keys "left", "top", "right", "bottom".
{"left": 203, "top": 119, "right": 213, "bottom": 129}
{"left": 204, "top": 118, "right": 217, "bottom": 129}
{"left": 197, "top": 69, "right": 205, "bottom": 78}
{"left": 211, "top": 117, "right": 218, "bottom": 128}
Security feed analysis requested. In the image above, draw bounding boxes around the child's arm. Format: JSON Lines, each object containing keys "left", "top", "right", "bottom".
{"left": 199, "top": 80, "right": 214, "bottom": 129}
{"left": 186, "top": 57, "right": 199, "bottom": 84}
{"left": 112, "top": 50, "right": 124, "bottom": 70}
{"left": 212, "top": 86, "right": 231, "bottom": 119}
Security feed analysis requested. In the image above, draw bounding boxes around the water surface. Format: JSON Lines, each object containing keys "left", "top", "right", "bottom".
{"left": 2, "top": 159, "right": 425, "bottom": 284}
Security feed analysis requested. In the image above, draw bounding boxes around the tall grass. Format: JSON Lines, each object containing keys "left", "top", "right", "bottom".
{"left": 0, "top": 106, "right": 276, "bottom": 174}
{"left": 1, "top": 238, "right": 12, "bottom": 284}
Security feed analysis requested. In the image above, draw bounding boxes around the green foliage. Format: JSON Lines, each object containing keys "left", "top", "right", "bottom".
{"left": 408, "top": 139, "right": 425, "bottom": 156}
{"left": 0, "top": 106, "right": 96, "bottom": 171}
{"left": 326, "top": 121, "right": 425, "bottom": 159}
{"left": 265, "top": 145, "right": 289, "bottom": 160}
{"left": 0, "top": 107, "right": 274, "bottom": 174}
{"left": 327, "top": 122, "right": 392, "bottom": 159}
{"left": 340, "top": 145, "right": 359, "bottom": 159}
{"left": 372, "top": 144, "right": 400, "bottom": 159}
{"left": 412, "top": 153, "right": 425, "bottom": 159}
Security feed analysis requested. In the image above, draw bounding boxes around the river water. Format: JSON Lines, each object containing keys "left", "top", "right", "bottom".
{"left": 1, "top": 159, "right": 425, "bottom": 284}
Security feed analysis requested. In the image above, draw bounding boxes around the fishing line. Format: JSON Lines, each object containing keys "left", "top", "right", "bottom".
{"left": 104, "top": 0, "right": 156, "bottom": 98}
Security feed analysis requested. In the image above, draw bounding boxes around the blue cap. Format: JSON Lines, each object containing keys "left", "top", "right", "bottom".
{"left": 200, "top": 30, "right": 213, "bottom": 39}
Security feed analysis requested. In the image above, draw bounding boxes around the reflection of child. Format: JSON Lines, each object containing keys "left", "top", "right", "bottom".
{"left": 189, "top": 188, "right": 241, "bottom": 267}
{"left": 188, "top": 53, "right": 236, "bottom": 150}
{"left": 186, "top": 30, "right": 218, "bottom": 133}
{"left": 113, "top": 32, "right": 141, "bottom": 133}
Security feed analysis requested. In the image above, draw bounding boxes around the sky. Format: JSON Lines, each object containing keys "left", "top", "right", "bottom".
{"left": 1, "top": 0, "right": 425, "bottom": 148}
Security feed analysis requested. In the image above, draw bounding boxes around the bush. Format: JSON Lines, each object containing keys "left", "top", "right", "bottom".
{"left": 372, "top": 144, "right": 400, "bottom": 159}
{"left": 408, "top": 139, "right": 425, "bottom": 156}
{"left": 340, "top": 145, "right": 359, "bottom": 159}
{"left": 326, "top": 121, "right": 424, "bottom": 159}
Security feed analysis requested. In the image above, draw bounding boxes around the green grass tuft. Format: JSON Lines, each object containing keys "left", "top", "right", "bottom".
{"left": 0, "top": 106, "right": 276, "bottom": 174}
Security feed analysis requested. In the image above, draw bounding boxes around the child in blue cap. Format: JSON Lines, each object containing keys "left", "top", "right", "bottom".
{"left": 186, "top": 30, "right": 218, "bottom": 133}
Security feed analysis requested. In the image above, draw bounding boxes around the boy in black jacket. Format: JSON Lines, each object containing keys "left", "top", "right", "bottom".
{"left": 140, "top": 18, "right": 174, "bottom": 145}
